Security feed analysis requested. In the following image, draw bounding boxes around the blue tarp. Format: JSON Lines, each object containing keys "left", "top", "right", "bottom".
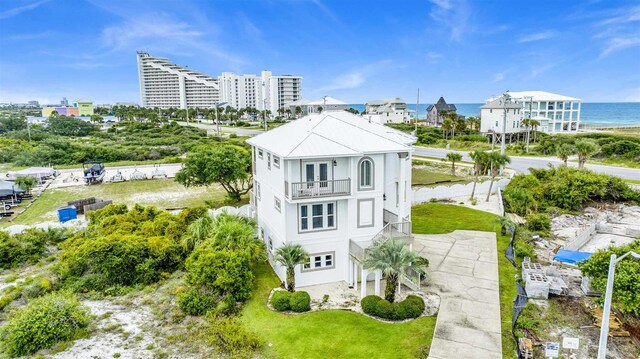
{"left": 553, "top": 249, "right": 592, "bottom": 264}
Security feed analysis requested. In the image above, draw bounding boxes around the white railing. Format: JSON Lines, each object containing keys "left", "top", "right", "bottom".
{"left": 287, "top": 179, "right": 351, "bottom": 200}
{"left": 350, "top": 221, "right": 413, "bottom": 262}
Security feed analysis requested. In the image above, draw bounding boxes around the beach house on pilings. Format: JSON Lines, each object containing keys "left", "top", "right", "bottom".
{"left": 247, "top": 111, "right": 420, "bottom": 298}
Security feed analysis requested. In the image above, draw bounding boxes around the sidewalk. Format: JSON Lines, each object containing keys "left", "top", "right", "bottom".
{"left": 414, "top": 230, "right": 503, "bottom": 359}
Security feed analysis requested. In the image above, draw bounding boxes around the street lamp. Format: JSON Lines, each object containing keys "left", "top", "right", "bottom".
{"left": 597, "top": 250, "right": 640, "bottom": 359}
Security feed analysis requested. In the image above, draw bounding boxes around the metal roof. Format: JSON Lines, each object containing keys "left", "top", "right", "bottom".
{"left": 481, "top": 96, "right": 522, "bottom": 109}
{"left": 501, "top": 91, "right": 580, "bottom": 102}
{"left": 247, "top": 111, "right": 416, "bottom": 159}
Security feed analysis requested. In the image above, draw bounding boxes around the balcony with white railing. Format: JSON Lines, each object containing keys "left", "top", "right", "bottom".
{"left": 285, "top": 178, "right": 351, "bottom": 200}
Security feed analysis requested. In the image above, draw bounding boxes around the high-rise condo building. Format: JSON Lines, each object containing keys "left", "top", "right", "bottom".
{"left": 137, "top": 52, "right": 303, "bottom": 112}
{"left": 136, "top": 52, "right": 220, "bottom": 109}
{"left": 260, "top": 70, "right": 302, "bottom": 113}
{"left": 219, "top": 72, "right": 262, "bottom": 110}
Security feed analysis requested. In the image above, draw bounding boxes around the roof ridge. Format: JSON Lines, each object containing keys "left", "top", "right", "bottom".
{"left": 285, "top": 115, "right": 322, "bottom": 156}
{"left": 324, "top": 112, "right": 410, "bottom": 147}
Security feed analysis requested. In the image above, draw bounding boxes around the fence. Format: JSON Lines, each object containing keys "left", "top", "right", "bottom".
{"left": 207, "top": 204, "right": 253, "bottom": 218}
{"left": 68, "top": 197, "right": 99, "bottom": 214}
{"left": 563, "top": 222, "right": 598, "bottom": 251}
{"left": 83, "top": 200, "right": 112, "bottom": 214}
{"left": 412, "top": 178, "right": 510, "bottom": 204}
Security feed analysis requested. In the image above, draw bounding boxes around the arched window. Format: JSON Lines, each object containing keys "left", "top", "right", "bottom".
{"left": 358, "top": 158, "right": 374, "bottom": 190}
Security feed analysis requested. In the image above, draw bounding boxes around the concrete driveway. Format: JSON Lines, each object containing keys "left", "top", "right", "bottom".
{"left": 413, "top": 230, "right": 503, "bottom": 359}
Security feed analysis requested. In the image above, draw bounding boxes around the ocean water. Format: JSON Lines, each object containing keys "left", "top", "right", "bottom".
{"left": 348, "top": 102, "right": 640, "bottom": 127}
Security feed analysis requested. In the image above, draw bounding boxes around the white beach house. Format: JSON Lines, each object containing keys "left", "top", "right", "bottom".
{"left": 479, "top": 95, "right": 523, "bottom": 135}
{"left": 247, "top": 111, "right": 418, "bottom": 297}
{"left": 362, "top": 97, "right": 413, "bottom": 124}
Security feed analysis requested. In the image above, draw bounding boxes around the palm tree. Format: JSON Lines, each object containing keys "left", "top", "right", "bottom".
{"left": 207, "top": 213, "right": 265, "bottom": 262}
{"left": 438, "top": 109, "right": 448, "bottom": 126}
{"left": 495, "top": 216, "right": 515, "bottom": 236}
{"left": 530, "top": 119, "right": 540, "bottom": 142}
{"left": 574, "top": 139, "right": 598, "bottom": 168}
{"left": 442, "top": 119, "right": 453, "bottom": 139}
{"left": 444, "top": 152, "right": 463, "bottom": 175}
{"left": 485, "top": 152, "right": 511, "bottom": 202}
{"left": 274, "top": 243, "right": 309, "bottom": 292}
{"left": 183, "top": 215, "right": 215, "bottom": 252}
{"left": 556, "top": 144, "right": 575, "bottom": 166}
{"left": 295, "top": 106, "right": 302, "bottom": 118}
{"left": 469, "top": 150, "right": 488, "bottom": 200}
{"left": 364, "top": 240, "right": 428, "bottom": 303}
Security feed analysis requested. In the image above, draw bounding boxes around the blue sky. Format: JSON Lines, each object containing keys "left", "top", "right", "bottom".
{"left": 1, "top": 0, "right": 639, "bottom": 105}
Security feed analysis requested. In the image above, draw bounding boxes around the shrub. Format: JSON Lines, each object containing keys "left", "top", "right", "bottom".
{"left": 185, "top": 247, "right": 253, "bottom": 302}
{"left": 270, "top": 290, "right": 291, "bottom": 311}
{"left": 503, "top": 167, "right": 640, "bottom": 213}
{"left": 526, "top": 213, "right": 551, "bottom": 235}
{"left": 178, "top": 288, "right": 217, "bottom": 316}
{"left": 514, "top": 239, "right": 537, "bottom": 261}
{"left": 579, "top": 241, "right": 640, "bottom": 314}
{"left": 207, "top": 317, "right": 262, "bottom": 358}
{"left": 0, "top": 229, "right": 51, "bottom": 269}
{"left": 289, "top": 291, "right": 311, "bottom": 312}
{"left": 361, "top": 295, "right": 425, "bottom": 320}
{"left": 0, "top": 293, "right": 90, "bottom": 356}
{"left": 58, "top": 233, "right": 182, "bottom": 292}
{"left": 395, "top": 295, "right": 426, "bottom": 319}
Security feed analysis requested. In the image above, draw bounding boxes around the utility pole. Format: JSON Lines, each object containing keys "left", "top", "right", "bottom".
{"left": 263, "top": 98, "right": 268, "bottom": 131}
{"left": 597, "top": 251, "right": 640, "bottom": 359}
{"left": 415, "top": 88, "right": 419, "bottom": 135}
{"left": 26, "top": 117, "right": 31, "bottom": 141}
{"left": 215, "top": 106, "right": 220, "bottom": 137}
{"left": 500, "top": 91, "right": 510, "bottom": 175}
{"left": 185, "top": 106, "right": 189, "bottom": 125}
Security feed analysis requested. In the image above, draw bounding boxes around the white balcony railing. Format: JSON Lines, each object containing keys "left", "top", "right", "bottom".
{"left": 285, "top": 179, "right": 350, "bottom": 200}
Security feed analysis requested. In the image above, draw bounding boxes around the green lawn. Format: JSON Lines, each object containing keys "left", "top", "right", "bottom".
{"left": 241, "top": 263, "right": 437, "bottom": 359}
{"left": 4, "top": 179, "right": 238, "bottom": 226}
{"left": 411, "top": 204, "right": 517, "bottom": 359}
{"left": 412, "top": 167, "right": 465, "bottom": 186}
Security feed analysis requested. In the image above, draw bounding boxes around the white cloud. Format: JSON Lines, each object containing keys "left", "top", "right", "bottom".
{"left": 599, "top": 6, "right": 640, "bottom": 25}
{"left": 517, "top": 30, "right": 558, "bottom": 43}
{"left": 317, "top": 60, "right": 392, "bottom": 92}
{"left": 599, "top": 35, "right": 640, "bottom": 58}
{"left": 98, "top": 13, "right": 244, "bottom": 65}
{"left": 493, "top": 72, "right": 505, "bottom": 82}
{"left": 428, "top": 0, "right": 471, "bottom": 42}
{"left": 0, "top": 0, "right": 51, "bottom": 19}
{"left": 425, "top": 52, "right": 443, "bottom": 63}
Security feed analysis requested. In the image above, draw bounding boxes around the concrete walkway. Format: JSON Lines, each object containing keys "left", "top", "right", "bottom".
{"left": 414, "top": 230, "right": 502, "bottom": 359}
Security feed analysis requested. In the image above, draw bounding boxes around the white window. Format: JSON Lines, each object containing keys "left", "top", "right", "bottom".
{"left": 358, "top": 158, "right": 373, "bottom": 190}
{"left": 273, "top": 155, "right": 280, "bottom": 168}
{"left": 255, "top": 180, "right": 261, "bottom": 199}
{"left": 268, "top": 236, "right": 273, "bottom": 252}
{"left": 302, "top": 252, "right": 335, "bottom": 271}
{"left": 267, "top": 153, "right": 271, "bottom": 170}
{"left": 258, "top": 149, "right": 263, "bottom": 159}
{"left": 299, "top": 202, "right": 336, "bottom": 231}
{"left": 274, "top": 196, "right": 281, "bottom": 212}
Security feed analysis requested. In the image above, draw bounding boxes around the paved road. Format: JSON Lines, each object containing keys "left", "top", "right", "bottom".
{"left": 414, "top": 230, "right": 502, "bottom": 359}
{"left": 175, "top": 121, "right": 265, "bottom": 136}
{"left": 414, "top": 146, "right": 640, "bottom": 180}
{"left": 174, "top": 121, "right": 640, "bottom": 180}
